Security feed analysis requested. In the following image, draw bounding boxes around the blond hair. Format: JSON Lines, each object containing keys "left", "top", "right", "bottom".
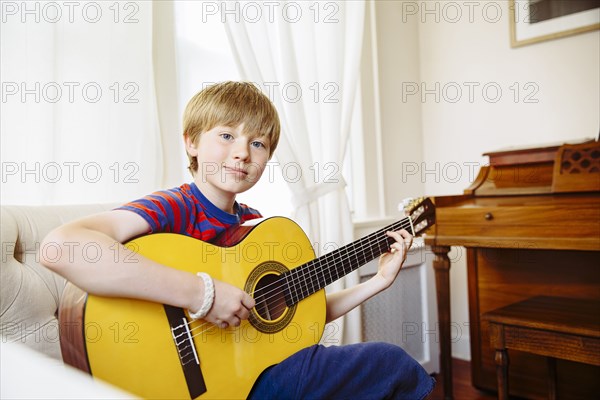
{"left": 183, "top": 81, "right": 281, "bottom": 175}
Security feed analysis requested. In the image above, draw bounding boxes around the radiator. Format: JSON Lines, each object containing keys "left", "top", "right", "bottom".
{"left": 358, "top": 238, "right": 440, "bottom": 374}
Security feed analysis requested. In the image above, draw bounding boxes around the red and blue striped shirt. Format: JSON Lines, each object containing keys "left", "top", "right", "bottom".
{"left": 117, "top": 183, "right": 262, "bottom": 242}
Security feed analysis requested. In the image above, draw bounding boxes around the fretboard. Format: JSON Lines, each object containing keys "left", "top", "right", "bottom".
{"left": 282, "top": 217, "right": 413, "bottom": 306}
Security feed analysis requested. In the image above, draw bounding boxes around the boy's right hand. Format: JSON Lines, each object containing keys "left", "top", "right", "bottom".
{"left": 41, "top": 210, "right": 255, "bottom": 330}
{"left": 204, "top": 279, "right": 255, "bottom": 329}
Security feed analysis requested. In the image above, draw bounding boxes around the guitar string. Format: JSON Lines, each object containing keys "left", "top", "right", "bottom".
{"left": 180, "top": 216, "right": 412, "bottom": 337}
{"left": 176, "top": 216, "right": 413, "bottom": 341}
{"left": 171, "top": 217, "right": 415, "bottom": 357}
{"left": 252, "top": 217, "right": 413, "bottom": 306}
{"left": 174, "top": 217, "right": 413, "bottom": 343}
{"left": 172, "top": 218, "right": 415, "bottom": 362}
{"left": 254, "top": 217, "right": 413, "bottom": 303}
{"left": 252, "top": 217, "right": 414, "bottom": 318}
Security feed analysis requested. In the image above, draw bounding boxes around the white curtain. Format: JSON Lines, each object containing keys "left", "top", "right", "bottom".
{"left": 1, "top": 1, "right": 183, "bottom": 205}
{"left": 225, "top": 1, "right": 366, "bottom": 344}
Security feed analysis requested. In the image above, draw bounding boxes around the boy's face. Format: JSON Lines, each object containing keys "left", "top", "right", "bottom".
{"left": 185, "top": 124, "right": 271, "bottom": 200}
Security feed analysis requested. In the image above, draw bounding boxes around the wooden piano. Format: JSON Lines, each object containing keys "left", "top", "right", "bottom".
{"left": 424, "top": 140, "right": 600, "bottom": 399}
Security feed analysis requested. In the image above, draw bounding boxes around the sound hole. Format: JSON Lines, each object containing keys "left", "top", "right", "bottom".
{"left": 245, "top": 262, "right": 296, "bottom": 333}
{"left": 254, "top": 274, "right": 286, "bottom": 321}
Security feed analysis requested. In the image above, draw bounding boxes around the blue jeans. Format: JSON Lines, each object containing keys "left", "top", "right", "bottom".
{"left": 248, "top": 342, "right": 435, "bottom": 400}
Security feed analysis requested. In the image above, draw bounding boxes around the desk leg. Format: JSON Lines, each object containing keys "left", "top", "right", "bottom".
{"left": 547, "top": 357, "right": 557, "bottom": 400}
{"left": 432, "top": 245, "right": 452, "bottom": 399}
{"left": 494, "top": 349, "right": 509, "bottom": 400}
{"left": 488, "top": 322, "right": 508, "bottom": 399}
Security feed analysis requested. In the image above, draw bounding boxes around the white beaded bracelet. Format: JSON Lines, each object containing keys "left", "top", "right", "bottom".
{"left": 188, "top": 272, "right": 215, "bottom": 320}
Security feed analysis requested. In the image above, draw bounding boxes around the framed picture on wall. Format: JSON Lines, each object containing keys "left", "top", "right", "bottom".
{"left": 510, "top": 0, "right": 600, "bottom": 47}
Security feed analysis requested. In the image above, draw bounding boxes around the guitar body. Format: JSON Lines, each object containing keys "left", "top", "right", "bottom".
{"left": 59, "top": 217, "right": 325, "bottom": 399}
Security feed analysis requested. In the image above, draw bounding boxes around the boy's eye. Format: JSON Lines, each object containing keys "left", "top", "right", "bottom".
{"left": 220, "top": 133, "right": 234, "bottom": 141}
{"left": 251, "top": 141, "right": 266, "bottom": 149}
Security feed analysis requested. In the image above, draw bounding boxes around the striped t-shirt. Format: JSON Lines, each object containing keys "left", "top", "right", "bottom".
{"left": 117, "top": 182, "right": 262, "bottom": 242}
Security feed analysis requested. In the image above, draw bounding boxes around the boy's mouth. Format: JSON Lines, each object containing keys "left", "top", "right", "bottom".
{"left": 223, "top": 166, "right": 248, "bottom": 176}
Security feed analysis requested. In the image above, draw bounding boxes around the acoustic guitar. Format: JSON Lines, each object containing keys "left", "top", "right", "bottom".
{"left": 59, "top": 198, "right": 435, "bottom": 399}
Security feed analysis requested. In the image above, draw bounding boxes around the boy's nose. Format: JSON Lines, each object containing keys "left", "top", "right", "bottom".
{"left": 232, "top": 141, "right": 250, "bottom": 161}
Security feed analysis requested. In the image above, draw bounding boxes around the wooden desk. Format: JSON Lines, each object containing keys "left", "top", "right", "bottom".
{"left": 424, "top": 141, "right": 600, "bottom": 399}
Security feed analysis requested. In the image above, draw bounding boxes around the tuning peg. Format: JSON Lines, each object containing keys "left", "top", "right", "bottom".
{"left": 398, "top": 198, "right": 415, "bottom": 213}
{"left": 399, "top": 197, "right": 425, "bottom": 214}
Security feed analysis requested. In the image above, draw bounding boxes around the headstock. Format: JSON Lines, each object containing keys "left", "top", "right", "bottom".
{"left": 401, "top": 197, "right": 436, "bottom": 236}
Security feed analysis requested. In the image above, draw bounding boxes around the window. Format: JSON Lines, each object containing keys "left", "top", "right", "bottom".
{"left": 174, "top": 1, "right": 292, "bottom": 217}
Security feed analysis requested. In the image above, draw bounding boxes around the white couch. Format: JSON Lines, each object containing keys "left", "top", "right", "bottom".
{"left": 1, "top": 204, "right": 140, "bottom": 398}
{"left": 1, "top": 204, "right": 115, "bottom": 359}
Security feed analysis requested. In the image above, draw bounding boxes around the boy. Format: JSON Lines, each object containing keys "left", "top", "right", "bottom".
{"left": 41, "top": 81, "right": 434, "bottom": 399}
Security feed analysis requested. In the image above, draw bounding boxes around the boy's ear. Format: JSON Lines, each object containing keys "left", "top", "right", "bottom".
{"left": 184, "top": 135, "right": 198, "bottom": 156}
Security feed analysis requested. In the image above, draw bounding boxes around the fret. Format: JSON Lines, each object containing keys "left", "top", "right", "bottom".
{"left": 283, "top": 273, "right": 293, "bottom": 307}
{"left": 313, "top": 262, "right": 320, "bottom": 292}
{"left": 288, "top": 269, "right": 296, "bottom": 305}
{"left": 317, "top": 259, "right": 327, "bottom": 289}
{"left": 297, "top": 268, "right": 304, "bottom": 303}
{"left": 327, "top": 254, "right": 334, "bottom": 284}
{"left": 355, "top": 242, "right": 365, "bottom": 268}
{"left": 350, "top": 243, "right": 358, "bottom": 272}
{"left": 292, "top": 267, "right": 302, "bottom": 303}
{"left": 306, "top": 263, "right": 314, "bottom": 297}
{"left": 330, "top": 251, "right": 338, "bottom": 282}
{"left": 301, "top": 265, "right": 310, "bottom": 299}
{"left": 282, "top": 216, "right": 414, "bottom": 306}
{"left": 339, "top": 247, "right": 348, "bottom": 281}
{"left": 296, "top": 268, "right": 304, "bottom": 303}
{"left": 348, "top": 244, "right": 356, "bottom": 274}
{"left": 308, "top": 263, "right": 316, "bottom": 295}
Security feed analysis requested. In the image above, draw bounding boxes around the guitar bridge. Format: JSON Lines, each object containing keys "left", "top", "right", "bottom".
{"left": 174, "top": 317, "right": 200, "bottom": 366}
{"left": 164, "top": 305, "right": 207, "bottom": 398}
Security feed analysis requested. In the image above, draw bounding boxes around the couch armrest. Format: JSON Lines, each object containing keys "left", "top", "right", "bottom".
{"left": 1, "top": 204, "right": 116, "bottom": 360}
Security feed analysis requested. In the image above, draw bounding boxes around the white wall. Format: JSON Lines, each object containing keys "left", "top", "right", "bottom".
{"left": 371, "top": 0, "right": 600, "bottom": 360}
{"left": 359, "top": 1, "right": 426, "bottom": 220}
{"left": 419, "top": 0, "right": 599, "bottom": 196}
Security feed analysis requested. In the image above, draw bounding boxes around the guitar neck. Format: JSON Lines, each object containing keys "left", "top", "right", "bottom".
{"left": 282, "top": 216, "right": 414, "bottom": 306}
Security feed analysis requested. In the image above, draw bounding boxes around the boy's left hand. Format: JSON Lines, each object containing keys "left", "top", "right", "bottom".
{"left": 323, "top": 229, "right": 413, "bottom": 323}
{"left": 376, "top": 229, "right": 413, "bottom": 288}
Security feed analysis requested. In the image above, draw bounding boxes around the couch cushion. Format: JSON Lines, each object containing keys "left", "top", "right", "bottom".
{"left": 1, "top": 204, "right": 116, "bottom": 360}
